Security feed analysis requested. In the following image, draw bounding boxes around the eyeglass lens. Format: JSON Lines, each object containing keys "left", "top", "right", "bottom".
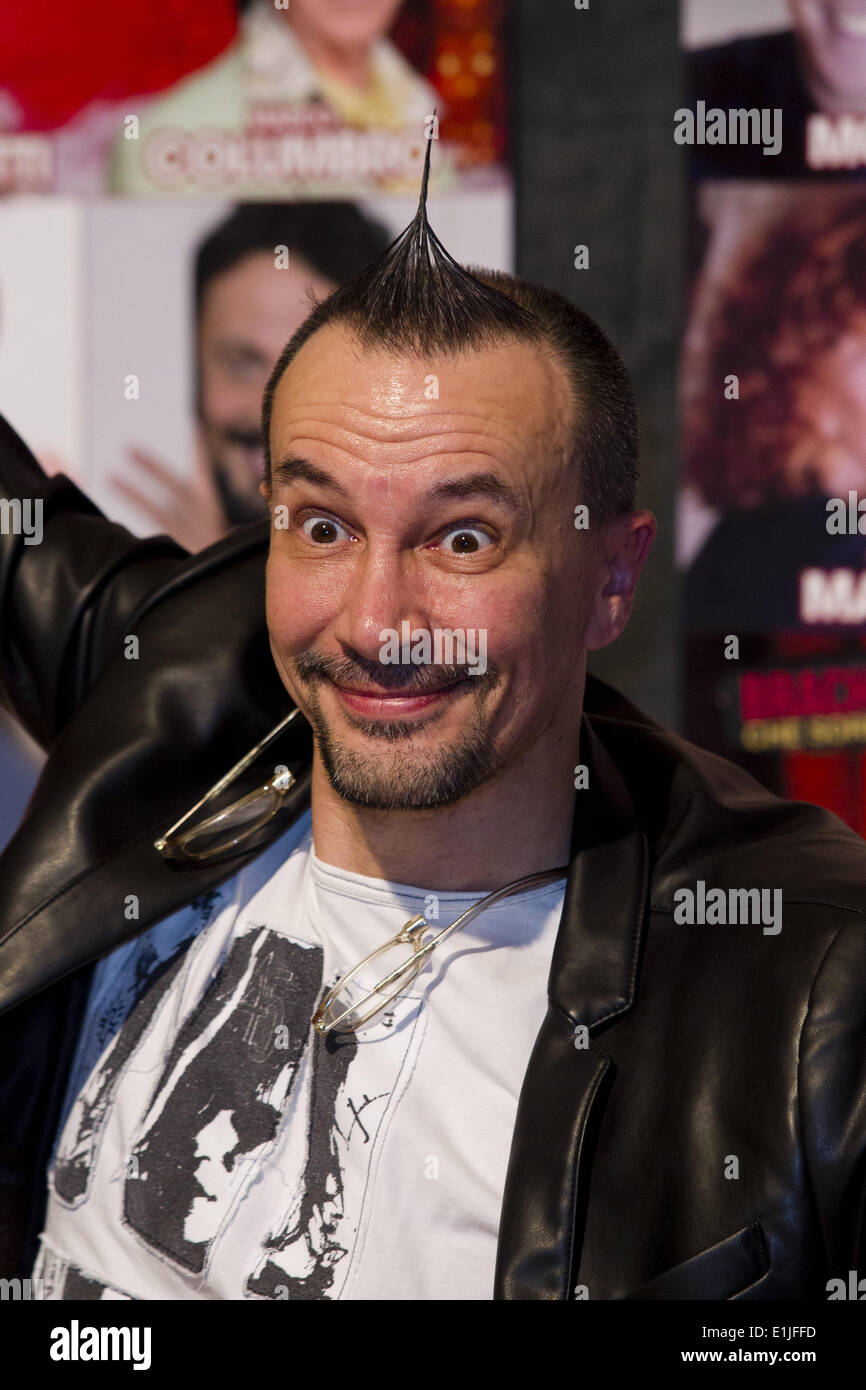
{"left": 317, "top": 940, "right": 425, "bottom": 1033}
{"left": 177, "top": 784, "right": 283, "bottom": 859}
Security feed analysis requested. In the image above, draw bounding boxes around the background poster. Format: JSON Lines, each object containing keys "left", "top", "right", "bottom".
{"left": 680, "top": 0, "right": 866, "bottom": 835}
{"left": 0, "top": 0, "right": 508, "bottom": 198}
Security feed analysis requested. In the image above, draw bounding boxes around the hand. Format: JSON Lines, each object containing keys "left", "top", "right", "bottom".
{"left": 35, "top": 450, "right": 71, "bottom": 477}
{"left": 111, "top": 430, "right": 229, "bottom": 552}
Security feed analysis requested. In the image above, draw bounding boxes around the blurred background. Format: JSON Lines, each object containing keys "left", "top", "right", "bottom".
{"left": 1, "top": 0, "right": 865, "bottom": 844}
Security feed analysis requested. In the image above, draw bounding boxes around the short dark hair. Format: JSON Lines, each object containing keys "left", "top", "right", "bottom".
{"left": 194, "top": 202, "right": 393, "bottom": 313}
{"left": 262, "top": 156, "right": 639, "bottom": 523}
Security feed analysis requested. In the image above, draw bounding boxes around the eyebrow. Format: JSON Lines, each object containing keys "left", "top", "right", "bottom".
{"left": 428, "top": 471, "right": 517, "bottom": 508}
{"left": 218, "top": 347, "right": 269, "bottom": 369}
{"left": 271, "top": 457, "right": 518, "bottom": 510}
{"left": 271, "top": 457, "right": 348, "bottom": 494}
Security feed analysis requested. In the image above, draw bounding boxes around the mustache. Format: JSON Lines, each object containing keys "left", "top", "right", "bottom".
{"left": 293, "top": 648, "right": 498, "bottom": 693}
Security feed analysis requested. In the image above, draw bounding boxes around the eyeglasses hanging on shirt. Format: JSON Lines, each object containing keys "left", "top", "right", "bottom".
{"left": 312, "top": 865, "right": 568, "bottom": 1037}
{"left": 154, "top": 707, "right": 569, "bottom": 1037}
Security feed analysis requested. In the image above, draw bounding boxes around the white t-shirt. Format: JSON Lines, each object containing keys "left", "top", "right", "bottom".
{"left": 34, "top": 811, "right": 566, "bottom": 1301}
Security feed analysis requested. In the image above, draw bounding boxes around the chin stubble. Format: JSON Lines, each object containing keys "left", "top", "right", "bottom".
{"left": 293, "top": 651, "right": 504, "bottom": 811}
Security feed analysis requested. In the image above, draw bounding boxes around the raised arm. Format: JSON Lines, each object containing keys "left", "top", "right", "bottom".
{"left": 0, "top": 414, "right": 188, "bottom": 749}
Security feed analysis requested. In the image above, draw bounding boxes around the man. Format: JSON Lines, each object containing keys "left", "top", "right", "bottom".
{"left": 1, "top": 174, "right": 866, "bottom": 1300}
{"left": 111, "top": 201, "right": 391, "bottom": 549}
{"left": 107, "top": 0, "right": 442, "bottom": 197}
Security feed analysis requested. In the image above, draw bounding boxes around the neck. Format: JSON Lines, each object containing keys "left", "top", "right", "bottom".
{"left": 286, "top": 16, "right": 374, "bottom": 90}
{"left": 310, "top": 700, "right": 584, "bottom": 892}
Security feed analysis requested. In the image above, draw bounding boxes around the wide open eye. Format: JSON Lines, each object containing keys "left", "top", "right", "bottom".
{"left": 300, "top": 515, "right": 352, "bottom": 545}
{"left": 439, "top": 525, "right": 494, "bottom": 555}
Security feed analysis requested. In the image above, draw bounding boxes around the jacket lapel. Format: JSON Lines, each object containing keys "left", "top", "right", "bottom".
{"left": 0, "top": 743, "right": 312, "bottom": 1017}
{"left": 494, "top": 714, "right": 649, "bottom": 1298}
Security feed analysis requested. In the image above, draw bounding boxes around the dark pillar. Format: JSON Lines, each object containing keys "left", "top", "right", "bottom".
{"left": 511, "top": 0, "right": 683, "bottom": 726}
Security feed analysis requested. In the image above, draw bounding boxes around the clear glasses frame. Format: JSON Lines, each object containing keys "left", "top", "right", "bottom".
{"left": 154, "top": 707, "right": 304, "bottom": 863}
{"left": 312, "top": 865, "right": 568, "bottom": 1037}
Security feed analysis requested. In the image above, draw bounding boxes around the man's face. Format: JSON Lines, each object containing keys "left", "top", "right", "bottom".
{"left": 790, "top": 1, "right": 866, "bottom": 104}
{"left": 264, "top": 324, "right": 613, "bottom": 813}
{"left": 197, "top": 252, "right": 335, "bottom": 524}
{"left": 186, "top": 1109, "right": 240, "bottom": 1244}
{"left": 288, "top": 0, "right": 404, "bottom": 52}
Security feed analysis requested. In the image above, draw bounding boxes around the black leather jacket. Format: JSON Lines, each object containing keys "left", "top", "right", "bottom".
{"left": 1, "top": 414, "right": 866, "bottom": 1300}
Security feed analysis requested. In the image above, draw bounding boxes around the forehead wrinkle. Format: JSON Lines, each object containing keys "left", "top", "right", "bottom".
{"left": 272, "top": 423, "right": 569, "bottom": 509}
{"left": 273, "top": 342, "right": 576, "bottom": 498}
{"left": 274, "top": 403, "right": 533, "bottom": 464}
{"left": 274, "top": 396, "right": 542, "bottom": 450}
{"left": 274, "top": 443, "right": 533, "bottom": 498}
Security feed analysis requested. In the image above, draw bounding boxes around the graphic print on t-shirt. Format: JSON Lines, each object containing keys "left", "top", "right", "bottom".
{"left": 52, "top": 888, "right": 228, "bottom": 1204}
{"left": 246, "top": 987, "right": 423, "bottom": 1301}
{"left": 53, "top": 942, "right": 196, "bottom": 1206}
{"left": 38, "top": 1247, "right": 134, "bottom": 1301}
{"left": 123, "top": 927, "right": 323, "bottom": 1274}
{"left": 45, "top": 907, "right": 425, "bottom": 1298}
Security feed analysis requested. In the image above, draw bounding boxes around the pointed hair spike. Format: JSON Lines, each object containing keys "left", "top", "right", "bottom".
{"left": 419, "top": 109, "right": 436, "bottom": 215}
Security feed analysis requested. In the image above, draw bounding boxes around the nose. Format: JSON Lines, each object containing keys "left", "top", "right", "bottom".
{"left": 333, "top": 541, "right": 428, "bottom": 665}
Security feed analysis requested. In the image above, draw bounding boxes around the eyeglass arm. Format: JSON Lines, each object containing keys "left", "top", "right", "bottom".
{"left": 154, "top": 706, "right": 302, "bottom": 850}
{"left": 423, "top": 865, "right": 569, "bottom": 951}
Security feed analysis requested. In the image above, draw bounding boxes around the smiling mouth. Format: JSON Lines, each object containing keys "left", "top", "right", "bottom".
{"left": 329, "top": 677, "right": 469, "bottom": 718}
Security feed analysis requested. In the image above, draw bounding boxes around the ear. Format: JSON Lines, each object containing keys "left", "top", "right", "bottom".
{"left": 584, "top": 510, "right": 656, "bottom": 651}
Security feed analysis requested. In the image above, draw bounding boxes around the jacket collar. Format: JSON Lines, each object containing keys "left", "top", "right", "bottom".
{"left": 493, "top": 712, "right": 649, "bottom": 1298}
